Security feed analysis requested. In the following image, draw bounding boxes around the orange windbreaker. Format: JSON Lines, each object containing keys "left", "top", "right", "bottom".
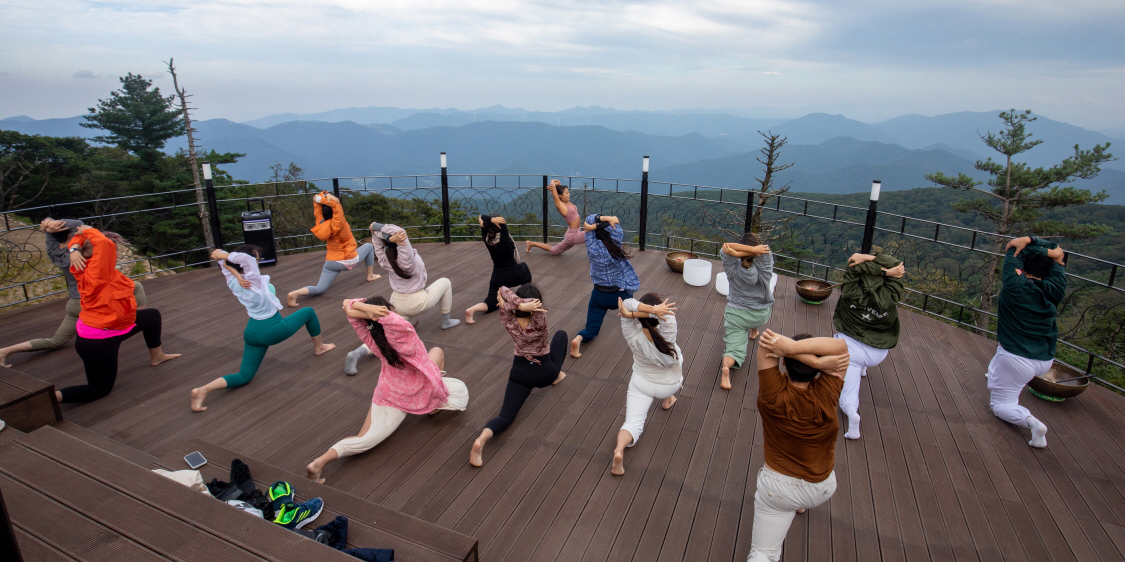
{"left": 68, "top": 228, "right": 137, "bottom": 330}
{"left": 310, "top": 192, "right": 358, "bottom": 261}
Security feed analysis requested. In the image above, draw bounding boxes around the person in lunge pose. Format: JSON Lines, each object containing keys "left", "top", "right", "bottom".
{"left": 469, "top": 284, "right": 567, "bottom": 467}
{"left": 55, "top": 226, "right": 179, "bottom": 404}
{"left": 610, "top": 293, "right": 680, "bottom": 476}
{"left": 986, "top": 236, "right": 1067, "bottom": 448}
{"left": 307, "top": 296, "right": 469, "bottom": 483}
{"left": 287, "top": 192, "right": 380, "bottom": 307}
{"left": 465, "top": 215, "right": 532, "bottom": 324}
{"left": 746, "top": 330, "right": 849, "bottom": 562}
{"left": 718, "top": 233, "right": 775, "bottom": 390}
{"left": 832, "top": 249, "right": 905, "bottom": 440}
{"left": 570, "top": 214, "right": 639, "bottom": 358}
{"left": 1, "top": 218, "right": 146, "bottom": 367}
{"left": 343, "top": 222, "right": 460, "bottom": 375}
{"left": 526, "top": 180, "right": 585, "bottom": 256}
{"left": 191, "top": 246, "right": 335, "bottom": 412}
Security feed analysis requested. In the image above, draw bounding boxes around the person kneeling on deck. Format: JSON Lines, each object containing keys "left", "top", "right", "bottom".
{"left": 747, "top": 330, "right": 849, "bottom": 562}
{"left": 718, "top": 233, "right": 774, "bottom": 390}
{"left": 832, "top": 249, "right": 905, "bottom": 440}
{"left": 987, "top": 236, "right": 1067, "bottom": 449}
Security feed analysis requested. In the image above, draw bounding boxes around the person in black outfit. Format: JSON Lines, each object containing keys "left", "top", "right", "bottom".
{"left": 464, "top": 214, "right": 533, "bottom": 324}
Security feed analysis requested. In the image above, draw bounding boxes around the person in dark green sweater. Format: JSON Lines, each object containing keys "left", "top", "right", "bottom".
{"left": 832, "top": 249, "right": 905, "bottom": 440}
{"left": 987, "top": 236, "right": 1066, "bottom": 449}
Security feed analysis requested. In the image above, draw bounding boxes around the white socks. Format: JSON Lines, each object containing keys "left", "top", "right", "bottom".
{"left": 441, "top": 312, "right": 460, "bottom": 329}
{"left": 1028, "top": 417, "right": 1048, "bottom": 448}
{"left": 843, "top": 407, "right": 861, "bottom": 440}
{"left": 344, "top": 345, "right": 367, "bottom": 376}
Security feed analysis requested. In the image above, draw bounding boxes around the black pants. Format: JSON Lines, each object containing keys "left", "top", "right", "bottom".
{"left": 484, "top": 262, "right": 533, "bottom": 313}
{"left": 61, "top": 308, "right": 162, "bottom": 404}
{"left": 485, "top": 330, "right": 568, "bottom": 434}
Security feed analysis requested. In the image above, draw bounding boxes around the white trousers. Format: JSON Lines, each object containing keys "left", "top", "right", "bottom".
{"left": 747, "top": 466, "right": 837, "bottom": 562}
{"left": 620, "top": 374, "right": 682, "bottom": 446}
{"left": 330, "top": 377, "right": 469, "bottom": 457}
{"left": 986, "top": 345, "right": 1052, "bottom": 427}
{"left": 834, "top": 333, "right": 889, "bottom": 414}
{"left": 391, "top": 277, "right": 454, "bottom": 318}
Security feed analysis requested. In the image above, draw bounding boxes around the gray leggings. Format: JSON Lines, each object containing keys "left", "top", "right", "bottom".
{"left": 305, "top": 243, "right": 375, "bottom": 296}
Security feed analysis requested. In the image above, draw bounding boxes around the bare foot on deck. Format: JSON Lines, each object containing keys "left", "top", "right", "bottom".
{"left": 0, "top": 351, "right": 11, "bottom": 368}
{"left": 570, "top": 336, "right": 582, "bottom": 358}
{"left": 315, "top": 343, "right": 336, "bottom": 356}
{"left": 465, "top": 307, "right": 476, "bottom": 325}
{"left": 469, "top": 438, "right": 486, "bottom": 467}
{"left": 749, "top": 328, "right": 759, "bottom": 340}
{"left": 367, "top": 273, "right": 382, "bottom": 282}
{"left": 151, "top": 353, "right": 181, "bottom": 366}
{"left": 553, "top": 372, "right": 567, "bottom": 385}
{"left": 287, "top": 291, "right": 300, "bottom": 308}
{"left": 720, "top": 366, "right": 732, "bottom": 390}
{"left": 611, "top": 451, "right": 625, "bottom": 476}
{"left": 525, "top": 240, "right": 534, "bottom": 253}
{"left": 797, "top": 508, "right": 806, "bottom": 514}
{"left": 190, "top": 387, "right": 208, "bottom": 412}
{"left": 662, "top": 395, "right": 677, "bottom": 410}
{"left": 306, "top": 461, "right": 326, "bottom": 484}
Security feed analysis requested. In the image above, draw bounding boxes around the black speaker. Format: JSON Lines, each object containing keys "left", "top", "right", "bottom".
{"left": 241, "top": 199, "right": 277, "bottom": 267}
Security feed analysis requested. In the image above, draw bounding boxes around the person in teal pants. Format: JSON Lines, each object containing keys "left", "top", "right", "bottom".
{"left": 190, "top": 245, "right": 336, "bottom": 412}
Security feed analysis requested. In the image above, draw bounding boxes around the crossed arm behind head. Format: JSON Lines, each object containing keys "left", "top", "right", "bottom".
{"left": 757, "top": 329, "right": 849, "bottom": 378}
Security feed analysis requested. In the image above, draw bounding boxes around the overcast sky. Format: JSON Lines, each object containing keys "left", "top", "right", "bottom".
{"left": 2, "top": 0, "right": 1123, "bottom": 131}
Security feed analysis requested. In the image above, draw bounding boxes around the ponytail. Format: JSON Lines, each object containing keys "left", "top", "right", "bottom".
{"left": 383, "top": 242, "right": 414, "bottom": 279}
{"left": 637, "top": 292, "right": 677, "bottom": 359}
{"left": 361, "top": 296, "right": 405, "bottom": 369}
{"left": 594, "top": 222, "right": 631, "bottom": 261}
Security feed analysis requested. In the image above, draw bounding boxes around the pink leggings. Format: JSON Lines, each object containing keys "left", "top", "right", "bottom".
{"left": 549, "top": 227, "right": 585, "bottom": 255}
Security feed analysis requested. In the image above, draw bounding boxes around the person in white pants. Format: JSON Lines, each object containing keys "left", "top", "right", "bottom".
{"left": 832, "top": 250, "right": 905, "bottom": 440}
{"left": 611, "top": 294, "right": 681, "bottom": 476}
{"left": 748, "top": 330, "right": 850, "bottom": 562}
{"left": 986, "top": 236, "right": 1068, "bottom": 448}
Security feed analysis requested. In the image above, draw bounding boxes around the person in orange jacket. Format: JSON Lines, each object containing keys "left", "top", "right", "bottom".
{"left": 287, "top": 192, "right": 381, "bottom": 307}
{"left": 55, "top": 226, "right": 179, "bottom": 404}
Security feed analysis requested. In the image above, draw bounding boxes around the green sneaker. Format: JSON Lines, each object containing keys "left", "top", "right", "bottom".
{"left": 273, "top": 497, "right": 324, "bottom": 530}
{"left": 268, "top": 481, "right": 294, "bottom": 510}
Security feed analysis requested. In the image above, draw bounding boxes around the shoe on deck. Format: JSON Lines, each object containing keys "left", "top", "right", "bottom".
{"left": 268, "top": 480, "right": 294, "bottom": 510}
{"left": 273, "top": 497, "right": 324, "bottom": 530}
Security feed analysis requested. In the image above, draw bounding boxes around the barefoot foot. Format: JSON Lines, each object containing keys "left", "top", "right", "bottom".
{"left": 525, "top": 240, "right": 533, "bottom": 253}
{"left": 749, "top": 328, "right": 759, "bottom": 340}
{"left": 465, "top": 308, "right": 476, "bottom": 325}
{"left": 366, "top": 273, "right": 382, "bottom": 282}
{"left": 315, "top": 343, "right": 336, "bottom": 356}
{"left": 570, "top": 336, "right": 583, "bottom": 358}
{"left": 469, "top": 439, "right": 485, "bottom": 467}
{"left": 287, "top": 291, "right": 299, "bottom": 308}
{"left": 611, "top": 451, "right": 625, "bottom": 476}
{"left": 797, "top": 508, "right": 807, "bottom": 514}
{"left": 305, "top": 462, "right": 325, "bottom": 484}
{"left": 552, "top": 372, "right": 567, "bottom": 385}
{"left": 190, "top": 388, "right": 208, "bottom": 412}
{"left": 720, "top": 366, "right": 732, "bottom": 390}
{"left": 151, "top": 353, "right": 181, "bottom": 366}
{"left": 662, "top": 395, "right": 677, "bottom": 410}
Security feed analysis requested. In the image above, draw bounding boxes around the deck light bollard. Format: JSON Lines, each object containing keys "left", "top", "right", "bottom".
{"left": 542, "top": 175, "right": 550, "bottom": 244}
{"left": 860, "top": 180, "right": 881, "bottom": 254}
{"left": 440, "top": 152, "right": 450, "bottom": 244}
{"left": 202, "top": 161, "right": 225, "bottom": 250}
{"left": 639, "top": 155, "right": 650, "bottom": 251}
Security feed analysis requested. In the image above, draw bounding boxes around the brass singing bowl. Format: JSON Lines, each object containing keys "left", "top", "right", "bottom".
{"left": 795, "top": 279, "right": 835, "bottom": 303}
{"left": 1028, "top": 363, "right": 1090, "bottom": 399}
{"left": 666, "top": 251, "right": 699, "bottom": 273}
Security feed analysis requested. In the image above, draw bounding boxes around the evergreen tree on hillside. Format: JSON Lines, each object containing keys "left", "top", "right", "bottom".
{"left": 82, "top": 73, "right": 185, "bottom": 163}
{"left": 926, "top": 109, "right": 1116, "bottom": 329}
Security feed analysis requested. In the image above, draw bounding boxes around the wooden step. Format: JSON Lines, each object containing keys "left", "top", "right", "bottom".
{"left": 50, "top": 420, "right": 156, "bottom": 467}
{"left": 156, "top": 438, "right": 479, "bottom": 562}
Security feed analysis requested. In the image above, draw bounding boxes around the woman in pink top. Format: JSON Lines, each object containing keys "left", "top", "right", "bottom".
{"left": 526, "top": 180, "right": 585, "bottom": 255}
{"left": 469, "top": 284, "right": 568, "bottom": 467}
{"left": 306, "top": 296, "right": 469, "bottom": 483}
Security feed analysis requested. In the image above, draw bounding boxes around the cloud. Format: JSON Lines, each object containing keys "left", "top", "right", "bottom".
{"left": 72, "top": 70, "right": 98, "bottom": 78}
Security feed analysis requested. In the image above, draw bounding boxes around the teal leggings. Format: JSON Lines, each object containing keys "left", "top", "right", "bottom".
{"left": 223, "top": 308, "right": 321, "bottom": 387}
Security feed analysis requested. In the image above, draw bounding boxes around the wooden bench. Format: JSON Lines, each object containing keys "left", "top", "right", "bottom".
{"left": 0, "top": 367, "right": 61, "bottom": 433}
{"left": 156, "top": 438, "right": 479, "bottom": 562}
{"left": 0, "top": 426, "right": 359, "bottom": 561}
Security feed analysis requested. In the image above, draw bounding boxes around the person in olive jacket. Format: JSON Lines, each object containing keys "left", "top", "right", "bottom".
{"left": 832, "top": 249, "right": 905, "bottom": 440}
{"left": 987, "top": 236, "right": 1067, "bottom": 448}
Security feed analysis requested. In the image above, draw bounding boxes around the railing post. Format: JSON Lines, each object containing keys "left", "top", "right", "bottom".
{"left": 744, "top": 189, "right": 755, "bottom": 234}
{"left": 332, "top": 178, "right": 340, "bottom": 199}
{"left": 202, "top": 161, "right": 224, "bottom": 249}
{"left": 542, "top": 175, "right": 549, "bottom": 244}
{"left": 639, "top": 155, "right": 650, "bottom": 251}
{"left": 440, "top": 152, "right": 450, "bottom": 244}
{"left": 860, "top": 180, "right": 881, "bottom": 254}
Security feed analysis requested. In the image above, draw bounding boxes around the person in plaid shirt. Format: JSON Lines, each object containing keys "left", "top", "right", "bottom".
{"left": 570, "top": 214, "right": 640, "bottom": 358}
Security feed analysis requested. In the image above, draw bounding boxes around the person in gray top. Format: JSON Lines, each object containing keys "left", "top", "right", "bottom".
{"left": 0, "top": 217, "right": 146, "bottom": 367}
{"left": 719, "top": 232, "right": 774, "bottom": 390}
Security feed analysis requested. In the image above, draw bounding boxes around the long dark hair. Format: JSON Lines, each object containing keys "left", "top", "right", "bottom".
{"left": 595, "top": 221, "right": 631, "bottom": 261}
{"left": 320, "top": 204, "right": 333, "bottom": 221}
{"left": 484, "top": 221, "right": 502, "bottom": 247}
{"left": 383, "top": 241, "right": 414, "bottom": 279}
{"left": 637, "top": 292, "right": 677, "bottom": 359}
{"left": 225, "top": 244, "right": 263, "bottom": 274}
{"left": 513, "top": 284, "right": 543, "bottom": 318}
{"left": 362, "top": 296, "right": 404, "bottom": 369}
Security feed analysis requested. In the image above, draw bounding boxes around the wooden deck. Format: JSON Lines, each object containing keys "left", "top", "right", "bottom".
{"left": 3, "top": 242, "right": 1125, "bottom": 561}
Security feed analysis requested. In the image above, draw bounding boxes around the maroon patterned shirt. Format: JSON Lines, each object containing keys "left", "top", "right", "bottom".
{"left": 498, "top": 286, "right": 549, "bottom": 363}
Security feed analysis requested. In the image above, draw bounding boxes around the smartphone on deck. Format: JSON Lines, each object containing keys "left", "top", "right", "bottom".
{"left": 184, "top": 451, "right": 207, "bottom": 469}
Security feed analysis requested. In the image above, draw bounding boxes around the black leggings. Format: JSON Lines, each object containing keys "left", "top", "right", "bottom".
{"left": 485, "top": 330, "right": 568, "bottom": 434}
{"left": 483, "top": 263, "right": 533, "bottom": 313}
{"left": 60, "top": 308, "right": 162, "bottom": 404}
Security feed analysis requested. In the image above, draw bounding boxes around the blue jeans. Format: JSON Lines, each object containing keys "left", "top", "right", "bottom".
{"left": 577, "top": 288, "right": 633, "bottom": 342}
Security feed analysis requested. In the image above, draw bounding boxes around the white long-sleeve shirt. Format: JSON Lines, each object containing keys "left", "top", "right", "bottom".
{"left": 619, "top": 298, "right": 684, "bottom": 386}
{"left": 220, "top": 252, "right": 282, "bottom": 320}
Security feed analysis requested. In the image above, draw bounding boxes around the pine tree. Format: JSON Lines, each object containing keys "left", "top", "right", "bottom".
{"left": 81, "top": 73, "right": 185, "bottom": 162}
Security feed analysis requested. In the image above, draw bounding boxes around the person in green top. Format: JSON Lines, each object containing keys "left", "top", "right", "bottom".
{"left": 832, "top": 249, "right": 905, "bottom": 440}
{"left": 987, "top": 236, "right": 1066, "bottom": 449}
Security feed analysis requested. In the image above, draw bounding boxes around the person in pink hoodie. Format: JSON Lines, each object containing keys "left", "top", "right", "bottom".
{"left": 305, "top": 296, "right": 469, "bottom": 483}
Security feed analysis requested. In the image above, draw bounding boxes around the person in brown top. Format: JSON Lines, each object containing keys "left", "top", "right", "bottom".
{"left": 747, "top": 329, "right": 849, "bottom": 562}
{"left": 469, "top": 284, "right": 568, "bottom": 467}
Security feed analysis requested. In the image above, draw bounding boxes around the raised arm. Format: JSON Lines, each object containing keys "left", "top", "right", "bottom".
{"left": 67, "top": 227, "right": 116, "bottom": 280}
{"left": 620, "top": 297, "right": 679, "bottom": 345}
{"left": 841, "top": 252, "right": 905, "bottom": 307}
{"left": 548, "top": 182, "right": 569, "bottom": 216}
{"left": 760, "top": 329, "right": 850, "bottom": 378}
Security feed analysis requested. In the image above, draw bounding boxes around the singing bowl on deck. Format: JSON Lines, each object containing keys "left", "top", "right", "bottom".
{"left": 1028, "top": 363, "right": 1090, "bottom": 399}
{"left": 795, "top": 279, "right": 834, "bottom": 303}
{"left": 666, "top": 251, "right": 699, "bottom": 273}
